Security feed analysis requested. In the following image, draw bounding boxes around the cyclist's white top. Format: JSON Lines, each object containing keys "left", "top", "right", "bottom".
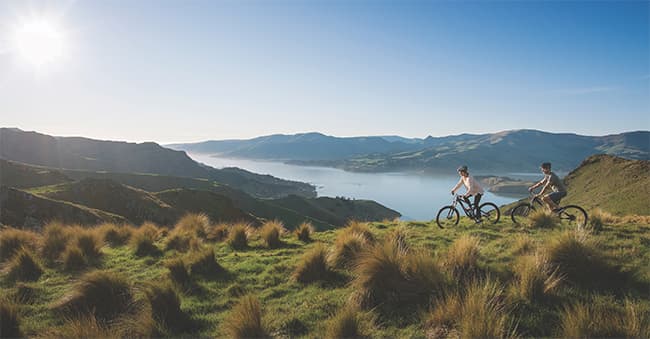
{"left": 452, "top": 175, "right": 484, "bottom": 195}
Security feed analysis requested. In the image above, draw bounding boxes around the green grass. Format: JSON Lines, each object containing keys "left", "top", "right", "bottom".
{"left": 1, "top": 217, "right": 649, "bottom": 337}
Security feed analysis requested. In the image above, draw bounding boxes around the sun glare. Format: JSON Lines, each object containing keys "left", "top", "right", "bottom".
{"left": 10, "top": 18, "right": 67, "bottom": 68}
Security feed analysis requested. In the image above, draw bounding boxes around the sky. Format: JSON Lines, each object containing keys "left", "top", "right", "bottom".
{"left": 1, "top": 0, "right": 648, "bottom": 143}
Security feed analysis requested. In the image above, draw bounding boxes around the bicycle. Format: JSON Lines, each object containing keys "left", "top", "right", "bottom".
{"left": 510, "top": 192, "right": 588, "bottom": 228}
{"left": 436, "top": 194, "right": 500, "bottom": 228}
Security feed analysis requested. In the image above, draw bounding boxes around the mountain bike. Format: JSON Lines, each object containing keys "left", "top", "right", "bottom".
{"left": 510, "top": 192, "right": 588, "bottom": 228}
{"left": 436, "top": 194, "right": 500, "bottom": 228}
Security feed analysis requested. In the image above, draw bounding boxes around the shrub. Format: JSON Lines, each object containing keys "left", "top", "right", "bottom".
{"left": 560, "top": 300, "right": 650, "bottom": 338}
{"left": 74, "top": 230, "right": 103, "bottom": 260}
{"left": 4, "top": 247, "right": 43, "bottom": 282}
{"left": 511, "top": 253, "right": 563, "bottom": 302}
{"left": 444, "top": 234, "right": 482, "bottom": 280}
{"left": 222, "top": 295, "right": 270, "bottom": 338}
{"left": 144, "top": 280, "right": 191, "bottom": 332}
{"left": 346, "top": 221, "right": 375, "bottom": 243}
{"left": 100, "top": 223, "right": 132, "bottom": 247}
{"left": 325, "top": 306, "right": 372, "bottom": 339}
{"left": 227, "top": 224, "right": 249, "bottom": 250}
{"left": 294, "top": 222, "right": 314, "bottom": 242}
{"left": 292, "top": 244, "right": 332, "bottom": 283}
{"left": 527, "top": 209, "right": 557, "bottom": 229}
{"left": 186, "top": 248, "right": 225, "bottom": 277}
{"left": 0, "top": 298, "right": 23, "bottom": 338}
{"left": 164, "top": 258, "right": 190, "bottom": 287}
{"left": 351, "top": 240, "right": 445, "bottom": 310}
{"left": 206, "top": 223, "right": 229, "bottom": 242}
{"left": 41, "top": 222, "right": 73, "bottom": 262}
{"left": 130, "top": 228, "right": 161, "bottom": 257}
{"left": 63, "top": 245, "right": 88, "bottom": 271}
{"left": 54, "top": 270, "right": 134, "bottom": 323}
{"left": 329, "top": 232, "right": 368, "bottom": 269}
{"left": 0, "top": 228, "right": 39, "bottom": 262}
{"left": 260, "top": 220, "right": 286, "bottom": 248}
{"left": 174, "top": 213, "right": 210, "bottom": 239}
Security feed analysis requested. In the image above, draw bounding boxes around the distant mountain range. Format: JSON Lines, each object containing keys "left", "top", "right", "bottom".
{"left": 169, "top": 130, "right": 650, "bottom": 173}
{"left": 0, "top": 128, "right": 314, "bottom": 199}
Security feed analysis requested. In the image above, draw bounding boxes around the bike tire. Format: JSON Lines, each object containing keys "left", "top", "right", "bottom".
{"left": 511, "top": 203, "right": 535, "bottom": 225}
{"left": 557, "top": 205, "right": 588, "bottom": 229}
{"left": 436, "top": 206, "right": 460, "bottom": 229}
{"left": 479, "top": 202, "right": 500, "bottom": 224}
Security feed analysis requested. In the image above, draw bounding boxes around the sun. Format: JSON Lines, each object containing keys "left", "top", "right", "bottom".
{"left": 10, "top": 17, "right": 67, "bottom": 68}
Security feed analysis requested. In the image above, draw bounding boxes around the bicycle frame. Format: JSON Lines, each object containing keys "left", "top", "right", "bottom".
{"left": 450, "top": 195, "right": 477, "bottom": 218}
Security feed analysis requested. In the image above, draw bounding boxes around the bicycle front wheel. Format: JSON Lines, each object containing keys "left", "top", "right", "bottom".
{"left": 479, "top": 202, "right": 500, "bottom": 224}
{"left": 557, "top": 205, "right": 588, "bottom": 229}
{"left": 511, "top": 203, "right": 534, "bottom": 225}
{"left": 436, "top": 206, "right": 460, "bottom": 229}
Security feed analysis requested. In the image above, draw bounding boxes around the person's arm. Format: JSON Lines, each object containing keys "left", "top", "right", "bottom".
{"left": 451, "top": 178, "right": 463, "bottom": 195}
{"left": 528, "top": 177, "right": 547, "bottom": 192}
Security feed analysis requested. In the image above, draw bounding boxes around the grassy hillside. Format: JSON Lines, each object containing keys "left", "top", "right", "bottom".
{"left": 154, "top": 189, "right": 259, "bottom": 225}
{"left": 1, "top": 216, "right": 648, "bottom": 337}
{"left": 563, "top": 154, "right": 650, "bottom": 216}
{"left": 0, "top": 159, "right": 73, "bottom": 189}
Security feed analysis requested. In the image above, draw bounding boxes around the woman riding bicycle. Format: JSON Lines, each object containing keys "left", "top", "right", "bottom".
{"left": 528, "top": 162, "right": 567, "bottom": 212}
{"left": 450, "top": 165, "right": 484, "bottom": 222}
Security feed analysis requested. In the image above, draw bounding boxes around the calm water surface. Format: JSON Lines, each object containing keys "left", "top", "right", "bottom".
{"left": 189, "top": 153, "right": 527, "bottom": 221}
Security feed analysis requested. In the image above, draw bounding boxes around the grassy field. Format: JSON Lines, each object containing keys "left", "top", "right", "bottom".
{"left": 1, "top": 214, "right": 649, "bottom": 338}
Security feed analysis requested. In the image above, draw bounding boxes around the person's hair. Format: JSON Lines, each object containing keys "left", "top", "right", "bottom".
{"left": 457, "top": 165, "right": 468, "bottom": 173}
{"left": 541, "top": 162, "right": 551, "bottom": 169}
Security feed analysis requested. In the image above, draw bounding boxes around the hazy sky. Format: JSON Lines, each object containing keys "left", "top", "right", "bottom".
{"left": 1, "top": 0, "right": 648, "bottom": 143}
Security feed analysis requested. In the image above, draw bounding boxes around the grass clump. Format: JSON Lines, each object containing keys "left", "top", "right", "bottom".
{"left": 130, "top": 226, "right": 161, "bottom": 257}
{"left": 293, "top": 244, "right": 333, "bottom": 283}
{"left": 4, "top": 247, "right": 43, "bottom": 282}
{"left": 206, "top": 223, "right": 229, "bottom": 242}
{"left": 560, "top": 300, "right": 650, "bottom": 338}
{"left": 186, "top": 248, "right": 225, "bottom": 277}
{"left": 260, "top": 220, "right": 286, "bottom": 248}
{"left": 222, "top": 295, "right": 270, "bottom": 339}
{"left": 385, "top": 225, "right": 410, "bottom": 252}
{"left": 227, "top": 224, "right": 249, "bottom": 250}
{"left": 74, "top": 230, "right": 103, "bottom": 260}
{"left": 511, "top": 253, "right": 563, "bottom": 302}
{"left": 329, "top": 232, "right": 368, "bottom": 269}
{"left": 0, "top": 298, "right": 23, "bottom": 338}
{"left": 144, "top": 280, "right": 192, "bottom": 333}
{"left": 526, "top": 209, "right": 558, "bottom": 228}
{"left": 165, "top": 230, "right": 200, "bottom": 253}
{"left": 174, "top": 213, "right": 210, "bottom": 239}
{"left": 325, "top": 306, "right": 373, "bottom": 339}
{"left": 99, "top": 223, "right": 132, "bottom": 247}
{"left": 62, "top": 245, "right": 88, "bottom": 271}
{"left": 588, "top": 208, "right": 614, "bottom": 233}
{"left": 351, "top": 239, "right": 445, "bottom": 311}
{"left": 44, "top": 315, "right": 118, "bottom": 338}
{"left": 346, "top": 220, "right": 375, "bottom": 243}
{"left": 511, "top": 234, "right": 535, "bottom": 255}
{"left": 0, "top": 228, "right": 39, "bottom": 262}
{"left": 41, "top": 222, "right": 72, "bottom": 262}
{"left": 444, "top": 234, "right": 482, "bottom": 281}
{"left": 295, "top": 222, "right": 314, "bottom": 242}
{"left": 164, "top": 258, "right": 191, "bottom": 287}
{"left": 54, "top": 270, "right": 134, "bottom": 323}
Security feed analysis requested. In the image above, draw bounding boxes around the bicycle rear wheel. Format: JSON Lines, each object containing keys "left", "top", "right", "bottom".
{"left": 557, "top": 205, "right": 588, "bottom": 228}
{"left": 479, "top": 202, "right": 500, "bottom": 224}
{"left": 511, "top": 203, "right": 534, "bottom": 225}
{"left": 436, "top": 206, "right": 460, "bottom": 229}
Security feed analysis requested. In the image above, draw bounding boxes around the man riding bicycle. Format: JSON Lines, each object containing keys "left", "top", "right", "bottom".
{"left": 528, "top": 162, "right": 567, "bottom": 212}
{"left": 450, "top": 165, "right": 484, "bottom": 222}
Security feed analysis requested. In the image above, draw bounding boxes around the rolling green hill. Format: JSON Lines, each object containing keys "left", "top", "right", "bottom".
{"left": 154, "top": 189, "right": 260, "bottom": 225}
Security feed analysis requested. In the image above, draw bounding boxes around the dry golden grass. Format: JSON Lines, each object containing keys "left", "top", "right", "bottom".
{"left": 444, "top": 234, "right": 482, "bottom": 280}
{"left": 42, "top": 315, "right": 118, "bottom": 338}
{"left": 222, "top": 295, "right": 270, "bottom": 339}
{"left": 206, "top": 223, "right": 229, "bottom": 242}
{"left": 385, "top": 225, "right": 410, "bottom": 252}
{"left": 260, "top": 220, "right": 286, "bottom": 249}
{"left": 511, "top": 253, "right": 563, "bottom": 302}
{"left": 174, "top": 213, "right": 210, "bottom": 239}
{"left": 560, "top": 300, "right": 650, "bottom": 338}
{"left": 74, "top": 230, "right": 103, "bottom": 260}
{"left": 164, "top": 258, "right": 191, "bottom": 287}
{"left": 526, "top": 209, "right": 558, "bottom": 228}
{"left": 345, "top": 221, "right": 376, "bottom": 243}
{"left": 227, "top": 224, "right": 250, "bottom": 250}
{"left": 324, "top": 306, "right": 372, "bottom": 339}
{"left": 4, "top": 247, "right": 43, "bottom": 282}
{"left": 511, "top": 234, "right": 535, "bottom": 255}
{"left": 62, "top": 245, "right": 87, "bottom": 271}
{"left": 294, "top": 222, "right": 314, "bottom": 242}
{"left": 0, "top": 227, "right": 40, "bottom": 262}
{"left": 0, "top": 298, "right": 23, "bottom": 338}
{"left": 328, "top": 232, "right": 368, "bottom": 269}
{"left": 130, "top": 226, "right": 161, "bottom": 257}
{"left": 41, "top": 221, "right": 73, "bottom": 262}
{"left": 98, "top": 223, "right": 132, "bottom": 247}
{"left": 186, "top": 248, "right": 225, "bottom": 277}
{"left": 143, "top": 280, "right": 191, "bottom": 333}
{"left": 293, "top": 243, "right": 333, "bottom": 283}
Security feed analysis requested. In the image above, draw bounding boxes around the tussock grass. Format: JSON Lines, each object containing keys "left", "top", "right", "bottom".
{"left": 44, "top": 315, "right": 117, "bottom": 338}
{"left": 165, "top": 230, "right": 200, "bottom": 253}
{"left": 227, "top": 224, "right": 249, "bottom": 250}
{"left": 444, "top": 234, "right": 482, "bottom": 280}
{"left": 174, "top": 213, "right": 210, "bottom": 239}
{"left": 346, "top": 221, "right": 375, "bottom": 243}
{"left": 4, "top": 247, "right": 43, "bottom": 282}
{"left": 351, "top": 239, "right": 445, "bottom": 310}
{"left": 14, "top": 283, "right": 37, "bottom": 304}
{"left": 54, "top": 270, "right": 134, "bottom": 323}
{"left": 260, "top": 220, "right": 286, "bottom": 248}
{"left": 206, "top": 223, "right": 229, "bottom": 242}
{"left": 295, "top": 222, "right": 314, "bottom": 242}
{"left": 99, "top": 223, "right": 132, "bottom": 247}
{"left": 164, "top": 258, "right": 190, "bottom": 287}
{"left": 560, "top": 300, "right": 650, "bottom": 338}
{"left": 385, "top": 225, "right": 410, "bottom": 252}
{"left": 526, "top": 209, "right": 557, "bottom": 229}
{"left": 74, "top": 230, "right": 103, "bottom": 260}
{"left": 0, "top": 298, "right": 23, "bottom": 338}
{"left": 144, "top": 280, "right": 191, "bottom": 332}
{"left": 186, "top": 248, "right": 225, "bottom": 277}
{"left": 222, "top": 295, "right": 270, "bottom": 339}
{"left": 426, "top": 279, "right": 516, "bottom": 338}
{"left": 41, "top": 222, "right": 73, "bottom": 262}
{"left": 511, "top": 234, "right": 535, "bottom": 255}
{"left": 511, "top": 253, "right": 563, "bottom": 302}
{"left": 588, "top": 208, "right": 614, "bottom": 232}
{"left": 329, "top": 232, "right": 368, "bottom": 269}
{"left": 325, "top": 306, "right": 372, "bottom": 339}
{"left": 62, "top": 245, "right": 87, "bottom": 271}
{"left": 0, "top": 227, "right": 39, "bottom": 262}
{"left": 130, "top": 226, "right": 161, "bottom": 257}
{"left": 139, "top": 222, "right": 163, "bottom": 240}
{"left": 293, "top": 244, "right": 333, "bottom": 283}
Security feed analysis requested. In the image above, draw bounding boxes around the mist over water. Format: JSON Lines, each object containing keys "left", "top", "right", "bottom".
{"left": 189, "top": 153, "right": 523, "bottom": 221}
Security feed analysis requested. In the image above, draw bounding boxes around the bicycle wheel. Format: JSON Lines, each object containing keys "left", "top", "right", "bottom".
{"left": 436, "top": 206, "right": 460, "bottom": 229}
{"left": 557, "top": 205, "right": 588, "bottom": 228}
{"left": 511, "top": 203, "right": 534, "bottom": 225}
{"left": 479, "top": 202, "right": 500, "bottom": 224}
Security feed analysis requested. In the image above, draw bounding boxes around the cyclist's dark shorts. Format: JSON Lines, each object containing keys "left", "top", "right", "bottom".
{"left": 545, "top": 191, "right": 567, "bottom": 204}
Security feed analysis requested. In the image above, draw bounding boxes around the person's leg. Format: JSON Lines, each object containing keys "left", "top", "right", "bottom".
{"left": 543, "top": 193, "right": 560, "bottom": 211}
{"left": 474, "top": 193, "right": 482, "bottom": 219}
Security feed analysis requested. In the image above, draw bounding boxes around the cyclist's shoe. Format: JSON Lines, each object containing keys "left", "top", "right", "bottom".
{"left": 475, "top": 218, "right": 483, "bottom": 224}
